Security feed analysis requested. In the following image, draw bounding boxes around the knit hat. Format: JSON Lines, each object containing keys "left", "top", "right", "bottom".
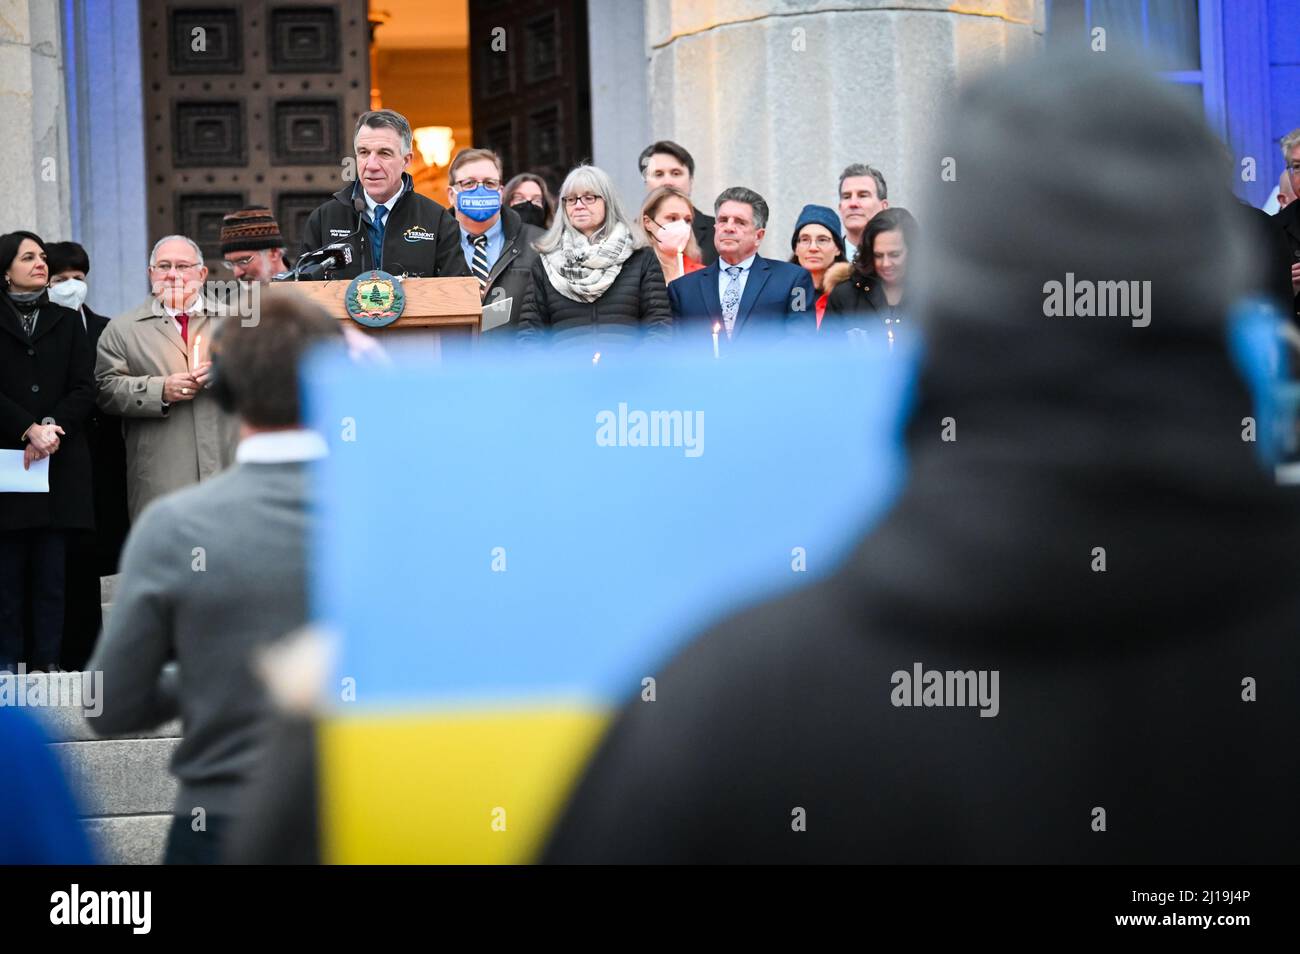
{"left": 220, "top": 207, "right": 285, "bottom": 255}
{"left": 790, "top": 204, "right": 845, "bottom": 258}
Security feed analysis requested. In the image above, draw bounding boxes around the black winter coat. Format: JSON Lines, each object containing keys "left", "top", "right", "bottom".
{"left": 822, "top": 270, "right": 909, "bottom": 342}
{"left": 82, "top": 306, "right": 129, "bottom": 570}
{"left": 516, "top": 246, "right": 672, "bottom": 355}
{"left": 543, "top": 307, "right": 1300, "bottom": 864}
{"left": 0, "top": 297, "right": 96, "bottom": 531}
{"left": 298, "top": 174, "right": 470, "bottom": 280}
{"left": 479, "top": 206, "right": 545, "bottom": 341}
{"left": 1270, "top": 199, "right": 1300, "bottom": 321}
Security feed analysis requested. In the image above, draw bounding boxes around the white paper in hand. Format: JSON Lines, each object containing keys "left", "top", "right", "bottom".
{"left": 0, "top": 449, "right": 50, "bottom": 492}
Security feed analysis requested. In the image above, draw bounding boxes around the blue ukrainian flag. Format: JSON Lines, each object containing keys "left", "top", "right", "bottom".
{"left": 302, "top": 332, "right": 917, "bottom": 863}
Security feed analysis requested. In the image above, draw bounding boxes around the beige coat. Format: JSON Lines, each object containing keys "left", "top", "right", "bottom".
{"left": 95, "top": 297, "right": 239, "bottom": 519}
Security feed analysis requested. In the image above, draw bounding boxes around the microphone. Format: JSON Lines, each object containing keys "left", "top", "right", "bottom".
{"left": 288, "top": 242, "right": 353, "bottom": 280}
{"left": 353, "top": 195, "right": 373, "bottom": 270}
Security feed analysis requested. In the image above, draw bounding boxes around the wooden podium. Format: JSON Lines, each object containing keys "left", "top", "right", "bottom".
{"left": 283, "top": 276, "right": 482, "bottom": 352}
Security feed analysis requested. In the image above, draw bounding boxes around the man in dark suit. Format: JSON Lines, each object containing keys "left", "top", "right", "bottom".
{"left": 639, "top": 140, "right": 718, "bottom": 265}
{"left": 667, "top": 187, "right": 817, "bottom": 352}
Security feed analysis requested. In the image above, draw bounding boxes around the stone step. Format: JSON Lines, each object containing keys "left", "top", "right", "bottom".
{"left": 51, "top": 737, "right": 180, "bottom": 816}
{"left": 3, "top": 672, "right": 181, "bottom": 741}
{"left": 84, "top": 815, "right": 171, "bottom": 865}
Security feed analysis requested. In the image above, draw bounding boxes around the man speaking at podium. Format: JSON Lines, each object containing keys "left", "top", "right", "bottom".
{"left": 297, "top": 109, "right": 469, "bottom": 281}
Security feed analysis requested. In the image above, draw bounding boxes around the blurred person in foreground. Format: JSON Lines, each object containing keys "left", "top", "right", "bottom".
{"left": 87, "top": 288, "right": 344, "bottom": 864}
{"left": 0, "top": 706, "right": 94, "bottom": 863}
{"left": 543, "top": 51, "right": 1300, "bottom": 863}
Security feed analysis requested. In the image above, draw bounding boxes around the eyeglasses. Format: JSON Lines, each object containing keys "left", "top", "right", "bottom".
{"left": 150, "top": 262, "right": 202, "bottom": 274}
{"left": 221, "top": 255, "right": 259, "bottom": 271}
{"left": 796, "top": 236, "right": 836, "bottom": 248}
{"left": 563, "top": 194, "right": 603, "bottom": 208}
{"left": 454, "top": 178, "right": 502, "bottom": 191}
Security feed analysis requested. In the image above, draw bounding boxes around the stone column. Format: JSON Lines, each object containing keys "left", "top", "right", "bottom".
{"left": 0, "top": 0, "right": 72, "bottom": 239}
{"left": 645, "top": 0, "right": 1044, "bottom": 256}
{"left": 588, "top": 1, "right": 650, "bottom": 210}
{"left": 61, "top": 0, "right": 149, "bottom": 316}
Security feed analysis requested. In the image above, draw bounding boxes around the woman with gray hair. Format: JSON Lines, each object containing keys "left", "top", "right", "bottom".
{"left": 517, "top": 164, "right": 671, "bottom": 356}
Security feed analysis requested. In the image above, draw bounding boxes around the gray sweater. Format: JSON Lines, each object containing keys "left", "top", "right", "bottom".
{"left": 87, "top": 460, "right": 310, "bottom": 817}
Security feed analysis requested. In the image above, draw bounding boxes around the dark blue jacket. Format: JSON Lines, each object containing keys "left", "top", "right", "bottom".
{"left": 667, "top": 254, "right": 816, "bottom": 351}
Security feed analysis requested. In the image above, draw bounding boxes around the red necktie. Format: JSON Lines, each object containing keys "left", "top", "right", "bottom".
{"left": 175, "top": 312, "right": 189, "bottom": 344}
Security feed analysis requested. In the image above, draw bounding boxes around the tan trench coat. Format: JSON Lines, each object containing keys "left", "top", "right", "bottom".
{"left": 95, "top": 297, "right": 239, "bottom": 520}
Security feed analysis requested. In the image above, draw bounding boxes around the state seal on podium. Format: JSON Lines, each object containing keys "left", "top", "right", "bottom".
{"left": 344, "top": 270, "right": 405, "bottom": 328}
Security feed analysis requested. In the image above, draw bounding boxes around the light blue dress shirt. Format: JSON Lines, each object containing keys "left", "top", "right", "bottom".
{"left": 460, "top": 216, "right": 506, "bottom": 274}
{"left": 717, "top": 253, "right": 757, "bottom": 302}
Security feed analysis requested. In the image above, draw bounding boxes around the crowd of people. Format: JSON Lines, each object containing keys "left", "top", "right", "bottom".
{"left": 3, "top": 52, "right": 1300, "bottom": 864}
{"left": 0, "top": 106, "right": 932, "bottom": 676}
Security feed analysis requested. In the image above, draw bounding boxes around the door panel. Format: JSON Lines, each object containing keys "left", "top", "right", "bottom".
{"left": 469, "top": 0, "right": 591, "bottom": 194}
{"left": 140, "top": 1, "right": 371, "bottom": 267}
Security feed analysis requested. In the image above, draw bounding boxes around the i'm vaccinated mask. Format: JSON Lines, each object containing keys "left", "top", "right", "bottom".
{"left": 457, "top": 186, "right": 502, "bottom": 223}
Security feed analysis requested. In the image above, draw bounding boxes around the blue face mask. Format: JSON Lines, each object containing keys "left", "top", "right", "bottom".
{"left": 456, "top": 186, "right": 502, "bottom": 222}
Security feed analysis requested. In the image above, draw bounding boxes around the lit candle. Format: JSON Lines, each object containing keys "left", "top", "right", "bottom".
{"left": 712, "top": 322, "right": 720, "bottom": 359}
{"left": 676, "top": 248, "right": 684, "bottom": 279}
{"left": 192, "top": 333, "right": 203, "bottom": 368}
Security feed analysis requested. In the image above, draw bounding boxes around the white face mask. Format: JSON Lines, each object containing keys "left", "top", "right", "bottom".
{"left": 654, "top": 219, "right": 692, "bottom": 253}
{"left": 48, "top": 278, "right": 88, "bottom": 311}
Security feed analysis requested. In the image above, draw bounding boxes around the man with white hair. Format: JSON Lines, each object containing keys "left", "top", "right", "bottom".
{"left": 95, "top": 235, "right": 238, "bottom": 519}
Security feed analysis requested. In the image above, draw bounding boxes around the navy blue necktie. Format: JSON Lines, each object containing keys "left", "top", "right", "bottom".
{"left": 372, "top": 204, "right": 388, "bottom": 269}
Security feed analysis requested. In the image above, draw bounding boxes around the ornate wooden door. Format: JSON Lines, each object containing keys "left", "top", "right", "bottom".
{"left": 469, "top": 0, "right": 592, "bottom": 195}
{"left": 139, "top": 0, "right": 371, "bottom": 267}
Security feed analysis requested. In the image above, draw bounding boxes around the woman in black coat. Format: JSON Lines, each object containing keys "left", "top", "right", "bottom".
{"left": 0, "top": 231, "right": 96, "bottom": 672}
{"left": 517, "top": 164, "right": 671, "bottom": 358}
{"left": 823, "top": 208, "right": 919, "bottom": 348}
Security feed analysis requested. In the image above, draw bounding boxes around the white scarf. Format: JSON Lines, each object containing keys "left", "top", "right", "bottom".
{"left": 540, "top": 222, "right": 635, "bottom": 303}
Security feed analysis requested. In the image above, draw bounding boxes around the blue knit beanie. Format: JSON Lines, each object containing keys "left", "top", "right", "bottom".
{"left": 790, "top": 204, "right": 845, "bottom": 258}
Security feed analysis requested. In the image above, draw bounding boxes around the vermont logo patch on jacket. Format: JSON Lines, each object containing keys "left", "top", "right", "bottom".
{"left": 404, "top": 226, "right": 437, "bottom": 242}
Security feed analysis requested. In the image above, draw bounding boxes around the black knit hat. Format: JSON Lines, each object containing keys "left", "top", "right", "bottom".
{"left": 220, "top": 207, "right": 285, "bottom": 255}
